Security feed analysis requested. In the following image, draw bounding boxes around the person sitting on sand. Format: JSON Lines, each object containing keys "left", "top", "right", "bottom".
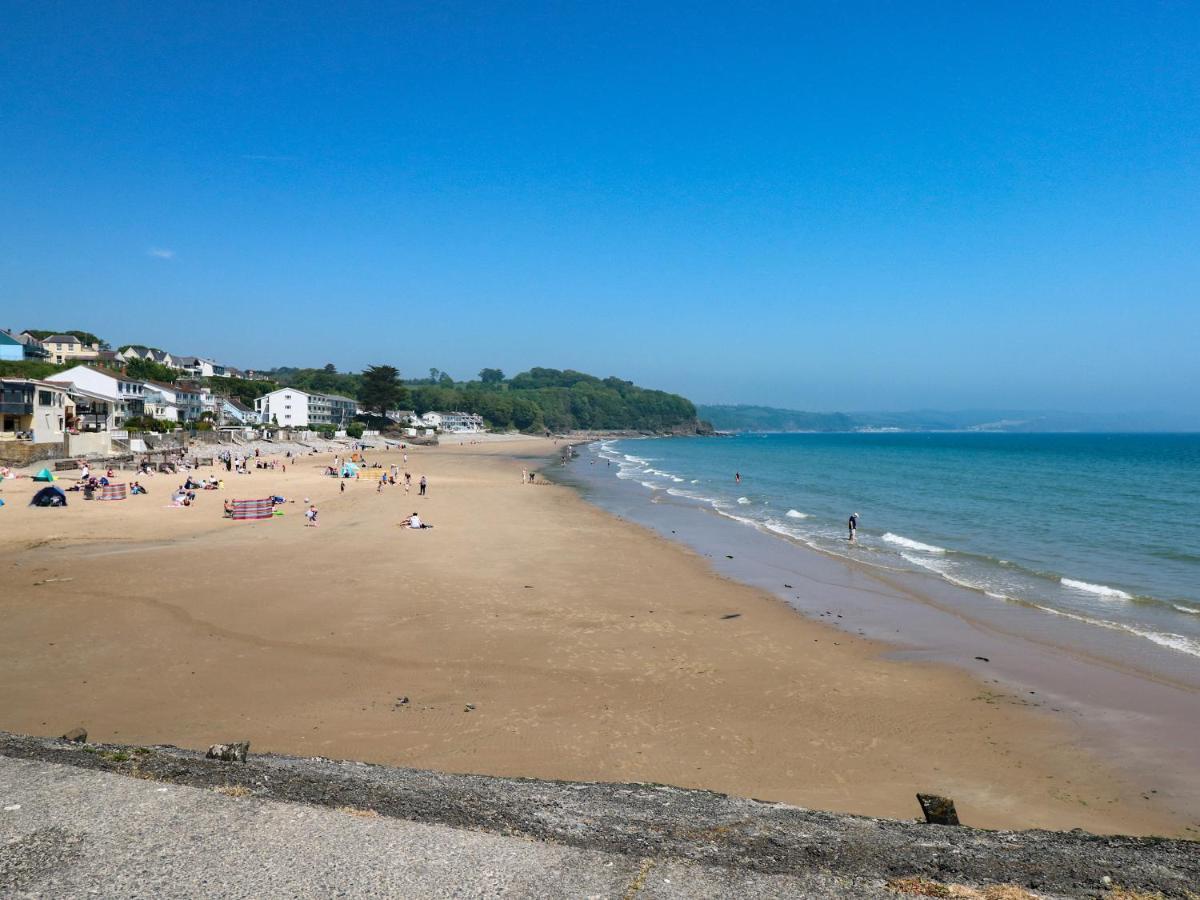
{"left": 400, "top": 512, "right": 431, "bottom": 529}
{"left": 131, "top": 482, "right": 147, "bottom": 495}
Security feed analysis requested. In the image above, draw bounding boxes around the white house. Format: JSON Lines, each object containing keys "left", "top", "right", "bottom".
{"left": 51, "top": 365, "right": 145, "bottom": 425}
{"left": 386, "top": 409, "right": 418, "bottom": 425}
{"left": 420, "top": 411, "right": 484, "bottom": 433}
{"left": 118, "top": 346, "right": 176, "bottom": 368}
{"left": 175, "top": 356, "right": 228, "bottom": 379}
{"left": 141, "top": 380, "right": 203, "bottom": 422}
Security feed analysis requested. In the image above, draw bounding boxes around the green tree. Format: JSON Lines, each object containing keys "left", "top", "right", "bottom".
{"left": 323, "top": 363, "right": 337, "bottom": 373}
{"left": 359, "top": 364, "right": 406, "bottom": 414}
{"left": 124, "top": 357, "right": 178, "bottom": 384}
{"left": 478, "top": 367, "right": 505, "bottom": 384}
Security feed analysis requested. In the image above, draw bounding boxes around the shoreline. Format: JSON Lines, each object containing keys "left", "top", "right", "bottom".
{"left": 562, "top": 438, "right": 1200, "bottom": 832}
{"left": 0, "top": 437, "right": 1193, "bottom": 836}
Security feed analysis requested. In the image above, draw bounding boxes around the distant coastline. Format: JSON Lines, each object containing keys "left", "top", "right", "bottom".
{"left": 698, "top": 403, "right": 1200, "bottom": 434}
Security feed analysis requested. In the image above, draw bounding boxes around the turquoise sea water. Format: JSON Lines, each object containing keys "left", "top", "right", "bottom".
{"left": 596, "top": 433, "right": 1200, "bottom": 660}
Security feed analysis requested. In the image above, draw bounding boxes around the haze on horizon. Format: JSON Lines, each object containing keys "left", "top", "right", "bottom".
{"left": 2, "top": 3, "right": 1196, "bottom": 417}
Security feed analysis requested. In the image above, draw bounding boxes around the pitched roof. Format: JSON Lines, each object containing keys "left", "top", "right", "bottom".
{"left": 0, "top": 331, "right": 20, "bottom": 346}
{"left": 60, "top": 364, "right": 140, "bottom": 384}
{"left": 45, "top": 334, "right": 82, "bottom": 343}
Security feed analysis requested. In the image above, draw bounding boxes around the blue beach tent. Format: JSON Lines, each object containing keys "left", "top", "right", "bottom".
{"left": 30, "top": 485, "right": 67, "bottom": 507}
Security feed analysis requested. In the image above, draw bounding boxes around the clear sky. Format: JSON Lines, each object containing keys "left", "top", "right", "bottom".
{"left": 2, "top": 2, "right": 1197, "bottom": 414}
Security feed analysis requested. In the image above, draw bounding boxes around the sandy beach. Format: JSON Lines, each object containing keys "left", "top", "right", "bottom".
{"left": 0, "top": 437, "right": 1188, "bottom": 836}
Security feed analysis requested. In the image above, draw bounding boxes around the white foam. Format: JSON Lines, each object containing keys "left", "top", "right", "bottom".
{"left": 763, "top": 520, "right": 801, "bottom": 540}
{"left": 785, "top": 509, "right": 808, "bottom": 519}
{"left": 737, "top": 497, "right": 751, "bottom": 505}
{"left": 1033, "top": 604, "right": 1200, "bottom": 658}
{"left": 901, "top": 552, "right": 950, "bottom": 575}
{"left": 1061, "top": 578, "right": 1132, "bottom": 601}
{"left": 1173, "top": 604, "right": 1200, "bottom": 615}
{"left": 883, "top": 533, "right": 947, "bottom": 554}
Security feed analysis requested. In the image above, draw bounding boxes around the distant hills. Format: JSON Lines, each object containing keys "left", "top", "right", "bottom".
{"left": 697, "top": 404, "right": 1198, "bottom": 433}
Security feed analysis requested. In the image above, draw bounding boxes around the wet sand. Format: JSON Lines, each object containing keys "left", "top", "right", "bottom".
{"left": 0, "top": 438, "right": 1190, "bottom": 835}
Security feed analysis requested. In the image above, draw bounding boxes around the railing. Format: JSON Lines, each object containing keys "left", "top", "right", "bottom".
{"left": 0, "top": 402, "right": 34, "bottom": 415}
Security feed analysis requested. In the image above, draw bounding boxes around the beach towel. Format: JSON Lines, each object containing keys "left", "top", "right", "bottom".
{"left": 230, "top": 498, "right": 274, "bottom": 521}
{"left": 32, "top": 468, "right": 55, "bottom": 482}
{"left": 97, "top": 482, "right": 128, "bottom": 501}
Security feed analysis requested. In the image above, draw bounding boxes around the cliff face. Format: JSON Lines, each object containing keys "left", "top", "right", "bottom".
{"left": 1, "top": 731, "right": 1196, "bottom": 898}
{"left": 666, "top": 418, "right": 715, "bottom": 436}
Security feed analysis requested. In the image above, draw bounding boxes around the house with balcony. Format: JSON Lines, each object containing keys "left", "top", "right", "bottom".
{"left": 50, "top": 365, "right": 145, "bottom": 426}
{"left": 176, "top": 356, "right": 229, "bottom": 379}
{"left": 313, "top": 393, "right": 358, "bottom": 428}
{"left": 141, "top": 380, "right": 203, "bottom": 422}
{"left": 0, "top": 379, "right": 73, "bottom": 443}
{"left": 431, "top": 411, "right": 485, "bottom": 433}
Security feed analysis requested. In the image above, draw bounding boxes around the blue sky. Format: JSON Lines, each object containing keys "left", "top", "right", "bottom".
{"left": 2, "top": 2, "right": 1197, "bottom": 414}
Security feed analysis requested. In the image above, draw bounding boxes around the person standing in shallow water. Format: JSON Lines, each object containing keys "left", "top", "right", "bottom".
{"left": 735, "top": 472, "right": 741, "bottom": 484}
{"left": 848, "top": 512, "right": 859, "bottom": 542}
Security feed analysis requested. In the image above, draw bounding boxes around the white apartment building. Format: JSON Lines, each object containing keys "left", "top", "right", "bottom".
{"left": 255, "top": 388, "right": 358, "bottom": 428}
{"left": 256, "top": 388, "right": 311, "bottom": 427}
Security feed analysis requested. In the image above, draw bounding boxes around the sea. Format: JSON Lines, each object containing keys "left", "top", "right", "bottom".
{"left": 584, "top": 432, "right": 1200, "bottom": 665}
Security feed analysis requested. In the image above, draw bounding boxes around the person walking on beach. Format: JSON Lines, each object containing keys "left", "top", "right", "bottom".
{"left": 418, "top": 475, "right": 427, "bottom": 496}
{"left": 521, "top": 467, "right": 528, "bottom": 484}
{"left": 848, "top": 512, "right": 859, "bottom": 542}
{"left": 305, "top": 505, "right": 319, "bottom": 527}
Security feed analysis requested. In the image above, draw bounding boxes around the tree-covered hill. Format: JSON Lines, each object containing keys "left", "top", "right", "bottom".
{"left": 257, "top": 364, "right": 705, "bottom": 433}
{"left": 411, "top": 367, "right": 704, "bottom": 433}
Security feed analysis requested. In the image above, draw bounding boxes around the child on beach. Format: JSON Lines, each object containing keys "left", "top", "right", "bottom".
{"left": 305, "top": 505, "right": 319, "bottom": 527}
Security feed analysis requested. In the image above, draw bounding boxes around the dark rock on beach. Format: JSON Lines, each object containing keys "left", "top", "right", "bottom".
{"left": 205, "top": 741, "right": 249, "bottom": 763}
{"left": 917, "top": 793, "right": 961, "bottom": 826}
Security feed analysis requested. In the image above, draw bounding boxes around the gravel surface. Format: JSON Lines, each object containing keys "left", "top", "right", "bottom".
{"left": 2, "top": 731, "right": 1196, "bottom": 898}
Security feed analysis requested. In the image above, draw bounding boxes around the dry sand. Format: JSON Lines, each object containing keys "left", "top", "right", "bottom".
{"left": 0, "top": 438, "right": 1187, "bottom": 835}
